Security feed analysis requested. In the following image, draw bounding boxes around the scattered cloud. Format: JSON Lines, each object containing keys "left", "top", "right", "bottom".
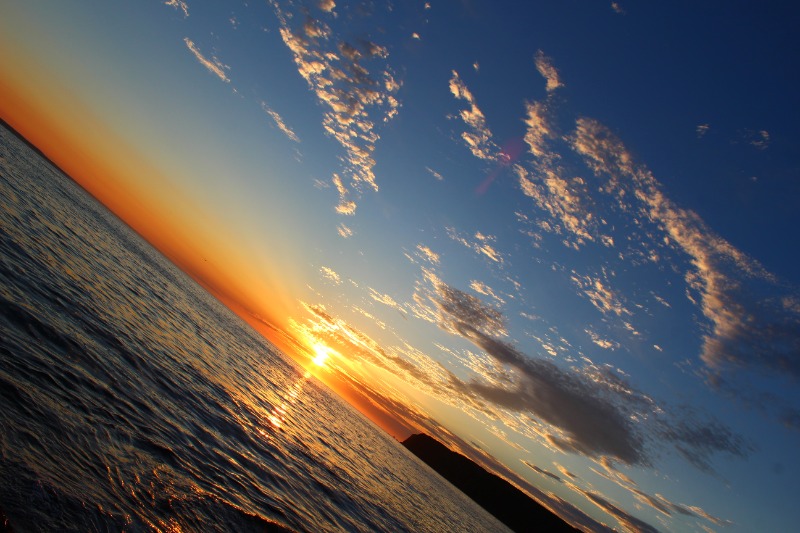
{"left": 696, "top": 123, "right": 710, "bottom": 138}
{"left": 749, "top": 129, "right": 771, "bottom": 150}
{"left": 571, "top": 118, "right": 800, "bottom": 386}
{"left": 571, "top": 271, "right": 631, "bottom": 318}
{"left": 610, "top": 2, "right": 626, "bottom": 15}
{"left": 523, "top": 461, "right": 562, "bottom": 482}
{"left": 165, "top": 0, "right": 189, "bottom": 18}
{"left": 470, "top": 280, "right": 506, "bottom": 305}
{"left": 183, "top": 38, "right": 230, "bottom": 83}
{"left": 270, "top": 0, "right": 401, "bottom": 215}
{"left": 577, "top": 488, "right": 659, "bottom": 533}
{"left": 414, "top": 276, "right": 750, "bottom": 470}
{"left": 332, "top": 173, "right": 356, "bottom": 215}
{"left": 449, "top": 70, "right": 500, "bottom": 162}
{"left": 320, "top": 266, "right": 341, "bottom": 284}
{"left": 416, "top": 244, "right": 440, "bottom": 265}
{"left": 337, "top": 223, "right": 353, "bottom": 238}
{"left": 318, "top": 0, "right": 336, "bottom": 14}
{"left": 447, "top": 227, "right": 504, "bottom": 263}
{"left": 535, "top": 50, "right": 563, "bottom": 92}
{"left": 425, "top": 166, "right": 444, "bottom": 181}
{"left": 261, "top": 102, "right": 300, "bottom": 143}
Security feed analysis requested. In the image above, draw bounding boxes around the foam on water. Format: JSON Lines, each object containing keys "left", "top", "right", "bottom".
{"left": 0, "top": 123, "right": 509, "bottom": 532}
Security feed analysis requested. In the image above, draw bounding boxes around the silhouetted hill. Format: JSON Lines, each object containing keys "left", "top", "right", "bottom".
{"left": 402, "top": 434, "right": 577, "bottom": 532}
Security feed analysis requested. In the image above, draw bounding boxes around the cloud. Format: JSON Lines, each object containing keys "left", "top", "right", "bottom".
{"left": 336, "top": 223, "right": 353, "bottom": 238}
{"left": 261, "top": 102, "right": 300, "bottom": 143}
{"left": 415, "top": 244, "right": 440, "bottom": 265}
{"left": 570, "top": 118, "right": 800, "bottom": 384}
{"left": 696, "top": 123, "right": 710, "bottom": 138}
{"left": 332, "top": 173, "right": 356, "bottom": 215}
{"left": 320, "top": 266, "right": 341, "bottom": 284}
{"left": 449, "top": 70, "right": 500, "bottom": 162}
{"left": 595, "top": 457, "right": 731, "bottom": 527}
{"left": 523, "top": 100, "right": 557, "bottom": 160}
{"left": 535, "top": 50, "right": 563, "bottom": 92}
{"left": 577, "top": 488, "right": 659, "bottom": 533}
{"left": 183, "top": 38, "right": 230, "bottom": 83}
{"left": 318, "top": 0, "right": 336, "bottom": 13}
{"left": 270, "top": 0, "right": 401, "bottom": 214}
{"left": 570, "top": 270, "right": 631, "bottom": 318}
{"left": 420, "top": 278, "right": 750, "bottom": 470}
{"left": 425, "top": 166, "right": 444, "bottom": 181}
{"left": 749, "top": 129, "right": 770, "bottom": 150}
{"left": 470, "top": 280, "right": 506, "bottom": 305}
{"left": 447, "top": 227, "right": 504, "bottom": 263}
{"left": 611, "top": 2, "right": 626, "bottom": 15}
{"left": 523, "top": 461, "right": 562, "bottom": 482}
{"left": 165, "top": 0, "right": 189, "bottom": 18}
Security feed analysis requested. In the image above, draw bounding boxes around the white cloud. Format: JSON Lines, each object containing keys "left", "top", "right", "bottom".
{"left": 270, "top": 0, "right": 401, "bottom": 215}
{"left": 447, "top": 227, "right": 504, "bottom": 263}
{"left": 183, "top": 38, "right": 229, "bottom": 83}
{"left": 320, "top": 266, "right": 341, "bottom": 284}
{"left": 449, "top": 71, "right": 500, "bottom": 162}
{"left": 261, "top": 102, "right": 300, "bottom": 143}
{"left": 535, "top": 50, "right": 563, "bottom": 92}
{"left": 165, "top": 0, "right": 189, "bottom": 18}
{"left": 570, "top": 117, "right": 800, "bottom": 386}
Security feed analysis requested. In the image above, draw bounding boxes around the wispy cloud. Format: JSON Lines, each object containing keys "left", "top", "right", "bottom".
{"left": 523, "top": 461, "right": 562, "bottom": 482}
{"left": 261, "top": 102, "right": 300, "bottom": 143}
{"left": 337, "top": 223, "right": 353, "bottom": 238}
{"left": 570, "top": 117, "right": 800, "bottom": 388}
{"left": 447, "top": 227, "right": 504, "bottom": 263}
{"left": 610, "top": 2, "right": 626, "bottom": 15}
{"left": 270, "top": 0, "right": 401, "bottom": 215}
{"left": 416, "top": 244, "right": 440, "bottom": 265}
{"left": 449, "top": 70, "right": 500, "bottom": 162}
{"left": 696, "top": 123, "right": 710, "bottom": 138}
{"left": 165, "top": 0, "right": 189, "bottom": 18}
{"left": 576, "top": 487, "right": 659, "bottom": 533}
{"left": 320, "top": 266, "right": 341, "bottom": 284}
{"left": 419, "top": 278, "right": 749, "bottom": 469}
{"left": 183, "top": 38, "right": 229, "bottom": 83}
{"left": 425, "top": 166, "right": 444, "bottom": 181}
{"left": 535, "top": 50, "right": 563, "bottom": 92}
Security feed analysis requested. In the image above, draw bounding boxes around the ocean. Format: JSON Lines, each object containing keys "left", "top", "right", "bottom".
{"left": 0, "top": 122, "right": 510, "bottom": 533}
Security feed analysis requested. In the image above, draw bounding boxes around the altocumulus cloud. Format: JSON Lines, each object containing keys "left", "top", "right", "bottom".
{"left": 415, "top": 276, "right": 750, "bottom": 471}
{"left": 270, "top": 0, "right": 401, "bottom": 216}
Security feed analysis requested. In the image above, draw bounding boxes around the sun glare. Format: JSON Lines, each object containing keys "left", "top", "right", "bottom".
{"left": 312, "top": 343, "right": 330, "bottom": 367}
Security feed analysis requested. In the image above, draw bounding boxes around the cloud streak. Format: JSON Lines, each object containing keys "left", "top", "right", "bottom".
{"left": 261, "top": 102, "right": 300, "bottom": 143}
{"left": 183, "top": 38, "right": 229, "bottom": 83}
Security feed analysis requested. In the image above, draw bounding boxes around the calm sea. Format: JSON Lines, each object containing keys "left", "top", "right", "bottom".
{"left": 0, "top": 123, "right": 509, "bottom": 533}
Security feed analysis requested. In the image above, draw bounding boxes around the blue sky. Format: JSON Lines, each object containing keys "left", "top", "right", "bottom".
{"left": 2, "top": 1, "right": 799, "bottom": 531}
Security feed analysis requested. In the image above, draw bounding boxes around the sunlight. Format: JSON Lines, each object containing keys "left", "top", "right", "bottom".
{"left": 312, "top": 343, "right": 331, "bottom": 367}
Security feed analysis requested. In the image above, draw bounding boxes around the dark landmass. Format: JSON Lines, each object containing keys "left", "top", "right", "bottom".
{"left": 402, "top": 434, "right": 578, "bottom": 533}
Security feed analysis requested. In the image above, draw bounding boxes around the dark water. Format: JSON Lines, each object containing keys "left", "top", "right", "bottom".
{"left": 0, "top": 123, "right": 509, "bottom": 532}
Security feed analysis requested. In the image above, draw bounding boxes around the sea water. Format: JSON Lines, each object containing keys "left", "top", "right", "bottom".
{"left": 0, "top": 122, "right": 509, "bottom": 532}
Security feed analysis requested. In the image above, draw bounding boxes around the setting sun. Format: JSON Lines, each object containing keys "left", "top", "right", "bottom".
{"left": 311, "top": 343, "right": 331, "bottom": 367}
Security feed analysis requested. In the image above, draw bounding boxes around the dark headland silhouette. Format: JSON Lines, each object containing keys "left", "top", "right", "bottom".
{"left": 402, "top": 434, "right": 578, "bottom": 532}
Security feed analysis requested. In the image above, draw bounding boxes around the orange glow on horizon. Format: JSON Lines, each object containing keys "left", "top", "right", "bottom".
{"left": 1, "top": 59, "right": 298, "bottom": 343}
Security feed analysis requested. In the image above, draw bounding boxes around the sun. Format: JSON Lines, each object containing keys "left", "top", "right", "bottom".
{"left": 311, "top": 343, "right": 330, "bottom": 367}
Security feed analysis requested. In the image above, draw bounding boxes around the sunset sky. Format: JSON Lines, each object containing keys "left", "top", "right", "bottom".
{"left": 2, "top": 1, "right": 799, "bottom": 531}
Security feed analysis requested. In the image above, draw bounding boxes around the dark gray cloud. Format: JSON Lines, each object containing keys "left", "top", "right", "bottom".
{"left": 522, "top": 461, "right": 562, "bottom": 482}
{"left": 579, "top": 489, "right": 660, "bottom": 533}
{"left": 431, "top": 280, "right": 751, "bottom": 471}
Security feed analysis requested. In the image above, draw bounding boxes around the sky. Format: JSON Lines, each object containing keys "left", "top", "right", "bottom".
{"left": 1, "top": 1, "right": 799, "bottom": 531}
